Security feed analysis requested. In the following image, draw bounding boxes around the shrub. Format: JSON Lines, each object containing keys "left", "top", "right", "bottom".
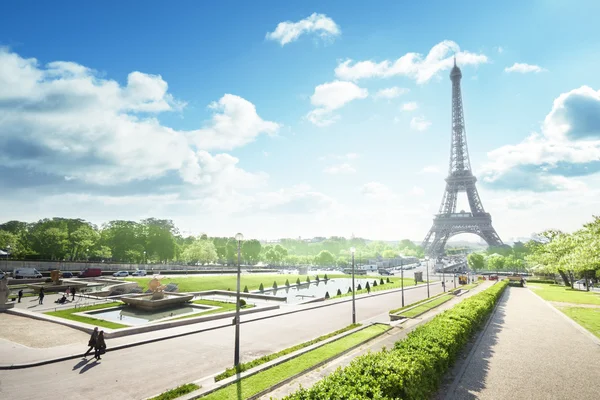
{"left": 306, "top": 276, "right": 310, "bottom": 283}
{"left": 285, "top": 279, "right": 290, "bottom": 287}
{"left": 365, "top": 282, "right": 370, "bottom": 291}
{"left": 324, "top": 291, "right": 330, "bottom": 299}
{"left": 380, "top": 278, "right": 385, "bottom": 285}
{"left": 296, "top": 278, "right": 301, "bottom": 285}
{"left": 526, "top": 279, "right": 555, "bottom": 284}
{"left": 357, "top": 283, "right": 362, "bottom": 291}
{"left": 283, "top": 281, "right": 508, "bottom": 400}
{"left": 347, "top": 287, "right": 352, "bottom": 293}
{"left": 238, "top": 299, "right": 246, "bottom": 307}
{"left": 243, "top": 285, "right": 249, "bottom": 293}
{"left": 373, "top": 280, "right": 378, "bottom": 287}
{"left": 324, "top": 274, "right": 329, "bottom": 280}
{"left": 273, "top": 281, "right": 278, "bottom": 289}
{"left": 316, "top": 275, "right": 320, "bottom": 282}
{"left": 387, "top": 277, "right": 391, "bottom": 283}
{"left": 337, "top": 288, "right": 342, "bottom": 296}
{"left": 258, "top": 283, "right": 264, "bottom": 292}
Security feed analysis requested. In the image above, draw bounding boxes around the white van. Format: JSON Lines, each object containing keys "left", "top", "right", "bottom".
{"left": 13, "top": 268, "right": 43, "bottom": 279}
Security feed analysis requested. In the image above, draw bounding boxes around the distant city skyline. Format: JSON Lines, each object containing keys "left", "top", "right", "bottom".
{"left": 1, "top": 1, "right": 599, "bottom": 242}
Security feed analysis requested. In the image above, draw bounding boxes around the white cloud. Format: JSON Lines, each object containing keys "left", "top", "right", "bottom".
{"left": 421, "top": 165, "right": 441, "bottom": 174}
{"left": 306, "top": 80, "right": 368, "bottom": 126}
{"left": 324, "top": 163, "right": 356, "bottom": 174}
{"left": 266, "top": 13, "right": 340, "bottom": 46}
{"left": 410, "top": 186, "right": 425, "bottom": 196}
{"left": 401, "top": 102, "right": 418, "bottom": 112}
{"left": 320, "top": 153, "right": 360, "bottom": 161}
{"left": 374, "top": 87, "right": 409, "bottom": 99}
{"left": 361, "top": 182, "right": 395, "bottom": 199}
{"left": 0, "top": 48, "right": 279, "bottom": 189}
{"left": 410, "top": 116, "right": 431, "bottom": 131}
{"left": 334, "top": 40, "right": 488, "bottom": 84}
{"left": 504, "top": 63, "right": 546, "bottom": 74}
{"left": 496, "top": 46, "right": 504, "bottom": 54}
{"left": 481, "top": 86, "right": 600, "bottom": 192}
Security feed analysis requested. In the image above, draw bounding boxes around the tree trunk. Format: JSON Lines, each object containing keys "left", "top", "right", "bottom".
{"left": 557, "top": 269, "right": 570, "bottom": 286}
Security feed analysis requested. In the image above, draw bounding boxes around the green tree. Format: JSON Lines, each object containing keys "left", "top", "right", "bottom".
{"left": 486, "top": 254, "right": 505, "bottom": 273}
{"left": 382, "top": 249, "right": 397, "bottom": 259}
{"left": 181, "top": 239, "right": 217, "bottom": 265}
{"left": 315, "top": 250, "right": 335, "bottom": 266}
{"left": 242, "top": 239, "right": 262, "bottom": 264}
{"left": 467, "top": 253, "right": 485, "bottom": 272}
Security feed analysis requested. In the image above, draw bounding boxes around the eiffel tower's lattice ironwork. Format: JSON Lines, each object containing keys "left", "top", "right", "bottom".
{"left": 422, "top": 59, "right": 503, "bottom": 257}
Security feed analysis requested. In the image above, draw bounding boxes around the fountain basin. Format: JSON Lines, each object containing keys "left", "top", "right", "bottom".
{"left": 120, "top": 292, "right": 193, "bottom": 311}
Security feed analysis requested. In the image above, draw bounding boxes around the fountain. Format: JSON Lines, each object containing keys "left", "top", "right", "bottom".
{"left": 120, "top": 277, "right": 193, "bottom": 311}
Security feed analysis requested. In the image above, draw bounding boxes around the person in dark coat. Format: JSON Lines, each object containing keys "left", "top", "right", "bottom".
{"left": 94, "top": 331, "right": 106, "bottom": 360}
{"left": 18, "top": 289, "right": 23, "bottom": 303}
{"left": 84, "top": 327, "right": 99, "bottom": 357}
{"left": 38, "top": 287, "right": 45, "bottom": 305}
{"left": 71, "top": 286, "right": 76, "bottom": 301}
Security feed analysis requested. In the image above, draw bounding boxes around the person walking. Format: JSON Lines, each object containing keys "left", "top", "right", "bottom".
{"left": 71, "top": 286, "right": 76, "bottom": 301}
{"left": 38, "top": 287, "right": 45, "bottom": 305}
{"left": 18, "top": 289, "right": 23, "bottom": 303}
{"left": 84, "top": 327, "right": 98, "bottom": 357}
{"left": 94, "top": 331, "right": 106, "bottom": 360}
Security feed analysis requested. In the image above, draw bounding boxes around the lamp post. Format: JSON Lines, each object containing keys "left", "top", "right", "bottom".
{"left": 425, "top": 256, "right": 430, "bottom": 298}
{"left": 234, "top": 232, "right": 244, "bottom": 369}
{"left": 442, "top": 260, "right": 446, "bottom": 293}
{"left": 4, "top": 245, "right": 10, "bottom": 273}
{"left": 350, "top": 247, "right": 356, "bottom": 324}
{"left": 400, "top": 254, "right": 405, "bottom": 307}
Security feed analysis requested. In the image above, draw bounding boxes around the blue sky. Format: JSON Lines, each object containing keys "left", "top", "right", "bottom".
{"left": 1, "top": 0, "right": 600, "bottom": 242}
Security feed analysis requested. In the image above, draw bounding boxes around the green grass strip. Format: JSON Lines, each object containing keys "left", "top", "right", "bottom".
{"left": 389, "top": 291, "right": 448, "bottom": 315}
{"left": 529, "top": 283, "right": 600, "bottom": 305}
{"left": 169, "top": 299, "right": 254, "bottom": 321}
{"left": 331, "top": 278, "right": 417, "bottom": 299}
{"left": 215, "top": 323, "right": 361, "bottom": 382}
{"left": 149, "top": 383, "right": 200, "bottom": 400}
{"left": 399, "top": 294, "right": 455, "bottom": 318}
{"left": 202, "top": 324, "right": 389, "bottom": 400}
{"left": 46, "top": 302, "right": 128, "bottom": 329}
{"left": 558, "top": 307, "right": 600, "bottom": 339}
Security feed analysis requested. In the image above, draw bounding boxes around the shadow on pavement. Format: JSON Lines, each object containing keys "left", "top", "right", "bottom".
{"left": 448, "top": 287, "right": 509, "bottom": 399}
{"left": 72, "top": 358, "right": 90, "bottom": 371}
{"left": 79, "top": 360, "right": 100, "bottom": 374}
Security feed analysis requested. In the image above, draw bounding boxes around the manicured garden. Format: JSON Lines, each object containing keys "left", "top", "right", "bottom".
{"left": 214, "top": 323, "right": 361, "bottom": 382}
{"left": 282, "top": 280, "right": 508, "bottom": 399}
{"left": 529, "top": 282, "right": 600, "bottom": 305}
{"left": 126, "top": 274, "right": 348, "bottom": 293}
{"left": 45, "top": 302, "right": 128, "bottom": 329}
{"left": 201, "top": 324, "right": 389, "bottom": 400}
{"left": 330, "top": 277, "right": 417, "bottom": 299}
{"left": 396, "top": 293, "right": 455, "bottom": 318}
{"left": 149, "top": 383, "right": 200, "bottom": 400}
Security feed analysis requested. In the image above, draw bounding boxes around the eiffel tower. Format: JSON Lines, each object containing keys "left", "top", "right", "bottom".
{"left": 422, "top": 58, "right": 503, "bottom": 257}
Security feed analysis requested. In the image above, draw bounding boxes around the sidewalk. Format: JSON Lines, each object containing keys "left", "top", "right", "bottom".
{"left": 447, "top": 287, "right": 600, "bottom": 399}
{"left": 261, "top": 281, "right": 493, "bottom": 400}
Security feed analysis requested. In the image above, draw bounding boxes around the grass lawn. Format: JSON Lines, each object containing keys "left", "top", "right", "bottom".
{"left": 202, "top": 324, "right": 389, "bottom": 400}
{"left": 529, "top": 283, "right": 600, "bottom": 305}
{"left": 390, "top": 291, "right": 447, "bottom": 315}
{"left": 126, "top": 274, "right": 348, "bottom": 293}
{"left": 331, "top": 278, "right": 417, "bottom": 299}
{"left": 398, "top": 294, "right": 455, "bottom": 318}
{"left": 559, "top": 307, "right": 600, "bottom": 339}
{"left": 215, "top": 323, "right": 361, "bottom": 382}
{"left": 149, "top": 383, "right": 200, "bottom": 400}
{"left": 46, "top": 302, "right": 128, "bottom": 329}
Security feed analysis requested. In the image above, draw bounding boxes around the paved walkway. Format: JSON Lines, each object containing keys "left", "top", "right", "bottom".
{"left": 448, "top": 287, "right": 600, "bottom": 400}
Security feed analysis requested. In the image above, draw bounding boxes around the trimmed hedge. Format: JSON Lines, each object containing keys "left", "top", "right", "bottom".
{"left": 283, "top": 281, "right": 508, "bottom": 400}
{"left": 526, "top": 279, "right": 556, "bottom": 284}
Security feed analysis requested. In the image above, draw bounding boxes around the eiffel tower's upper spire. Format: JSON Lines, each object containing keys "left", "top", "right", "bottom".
{"left": 450, "top": 56, "right": 462, "bottom": 79}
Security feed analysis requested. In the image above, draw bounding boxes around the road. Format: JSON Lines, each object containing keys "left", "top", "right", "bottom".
{"left": 0, "top": 282, "right": 444, "bottom": 400}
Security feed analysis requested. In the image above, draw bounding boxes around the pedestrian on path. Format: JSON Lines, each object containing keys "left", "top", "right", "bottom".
{"left": 38, "top": 287, "right": 44, "bottom": 305}
{"left": 94, "top": 331, "right": 106, "bottom": 360}
{"left": 18, "top": 289, "right": 23, "bottom": 303}
{"left": 71, "top": 286, "right": 76, "bottom": 301}
{"left": 442, "top": 281, "right": 446, "bottom": 292}
{"left": 84, "top": 327, "right": 99, "bottom": 357}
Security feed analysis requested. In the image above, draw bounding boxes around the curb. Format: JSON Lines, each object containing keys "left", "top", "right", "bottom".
{"left": 0, "top": 282, "right": 434, "bottom": 370}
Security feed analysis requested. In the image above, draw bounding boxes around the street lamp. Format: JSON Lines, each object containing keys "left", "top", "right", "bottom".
{"left": 350, "top": 247, "right": 356, "bottom": 324}
{"left": 425, "top": 256, "right": 430, "bottom": 298}
{"left": 400, "top": 254, "right": 405, "bottom": 307}
{"left": 234, "top": 232, "right": 244, "bottom": 369}
{"left": 4, "top": 245, "right": 10, "bottom": 273}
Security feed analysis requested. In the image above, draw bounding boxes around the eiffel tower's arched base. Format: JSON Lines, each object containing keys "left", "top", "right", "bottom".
{"left": 422, "top": 214, "right": 503, "bottom": 257}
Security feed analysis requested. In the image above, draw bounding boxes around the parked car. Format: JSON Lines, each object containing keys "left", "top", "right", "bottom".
{"left": 61, "top": 272, "right": 74, "bottom": 278}
{"left": 80, "top": 268, "right": 102, "bottom": 278}
{"left": 131, "top": 270, "right": 147, "bottom": 277}
{"left": 13, "top": 268, "right": 43, "bottom": 279}
{"left": 113, "top": 271, "right": 129, "bottom": 277}
{"left": 0, "top": 272, "right": 5, "bottom": 280}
